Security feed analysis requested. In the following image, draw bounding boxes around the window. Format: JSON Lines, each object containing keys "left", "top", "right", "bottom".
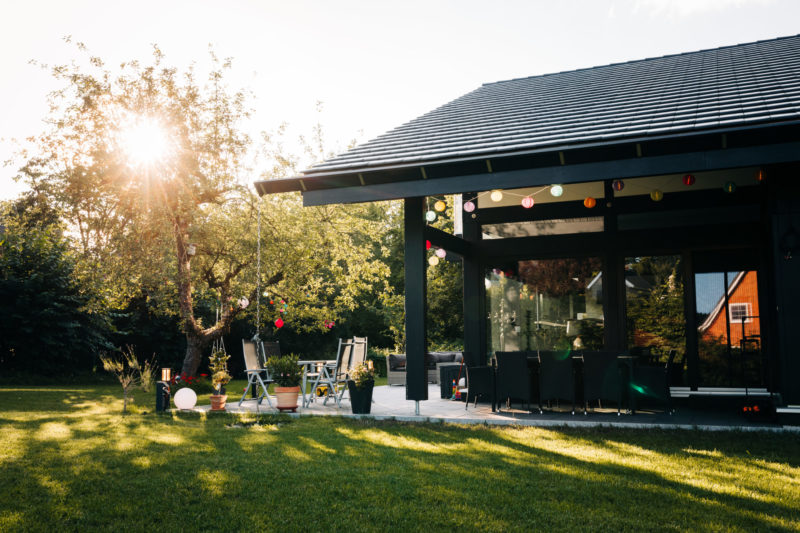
{"left": 729, "top": 302, "right": 752, "bottom": 324}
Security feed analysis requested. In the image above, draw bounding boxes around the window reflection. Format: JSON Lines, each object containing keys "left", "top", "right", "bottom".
{"left": 486, "top": 258, "right": 604, "bottom": 354}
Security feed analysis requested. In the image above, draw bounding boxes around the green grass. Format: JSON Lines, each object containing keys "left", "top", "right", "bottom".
{"left": 1, "top": 384, "right": 798, "bottom": 532}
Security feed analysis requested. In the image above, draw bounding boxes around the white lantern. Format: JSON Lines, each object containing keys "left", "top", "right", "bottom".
{"left": 425, "top": 210, "right": 437, "bottom": 222}
{"left": 490, "top": 190, "right": 503, "bottom": 202}
{"left": 550, "top": 184, "right": 564, "bottom": 197}
{"left": 428, "top": 256, "right": 440, "bottom": 266}
{"left": 173, "top": 388, "right": 197, "bottom": 410}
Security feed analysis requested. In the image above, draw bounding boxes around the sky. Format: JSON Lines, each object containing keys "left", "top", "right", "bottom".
{"left": 1, "top": 0, "right": 799, "bottom": 200}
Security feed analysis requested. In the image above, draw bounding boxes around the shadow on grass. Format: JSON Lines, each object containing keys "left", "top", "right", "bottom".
{"left": 0, "top": 385, "right": 799, "bottom": 531}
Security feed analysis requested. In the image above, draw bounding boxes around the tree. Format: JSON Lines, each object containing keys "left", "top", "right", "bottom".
{"left": 0, "top": 199, "right": 110, "bottom": 374}
{"left": 17, "top": 41, "right": 391, "bottom": 375}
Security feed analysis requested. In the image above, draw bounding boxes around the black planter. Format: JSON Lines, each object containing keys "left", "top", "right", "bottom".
{"left": 347, "top": 380, "right": 374, "bottom": 414}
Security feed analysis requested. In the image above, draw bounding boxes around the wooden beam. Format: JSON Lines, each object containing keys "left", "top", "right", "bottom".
{"left": 403, "top": 197, "right": 428, "bottom": 402}
{"left": 423, "top": 226, "right": 472, "bottom": 258}
{"left": 300, "top": 142, "right": 800, "bottom": 206}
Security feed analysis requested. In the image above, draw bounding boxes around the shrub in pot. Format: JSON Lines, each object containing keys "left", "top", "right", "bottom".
{"left": 266, "top": 354, "right": 302, "bottom": 412}
{"left": 209, "top": 349, "right": 231, "bottom": 411}
{"left": 347, "top": 362, "right": 376, "bottom": 414}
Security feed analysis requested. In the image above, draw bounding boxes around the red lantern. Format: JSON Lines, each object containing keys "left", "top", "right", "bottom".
{"left": 521, "top": 196, "right": 534, "bottom": 209}
{"left": 584, "top": 197, "right": 596, "bottom": 208}
{"left": 426, "top": 240, "right": 431, "bottom": 250}
{"left": 612, "top": 180, "right": 624, "bottom": 192}
{"left": 756, "top": 169, "right": 765, "bottom": 183}
{"left": 682, "top": 174, "right": 695, "bottom": 186}
{"left": 274, "top": 318, "right": 284, "bottom": 329}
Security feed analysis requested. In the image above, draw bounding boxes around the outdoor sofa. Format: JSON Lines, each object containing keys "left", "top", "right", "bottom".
{"left": 386, "top": 351, "right": 463, "bottom": 385}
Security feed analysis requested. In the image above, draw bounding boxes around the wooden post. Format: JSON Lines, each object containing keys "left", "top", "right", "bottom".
{"left": 404, "top": 197, "right": 428, "bottom": 402}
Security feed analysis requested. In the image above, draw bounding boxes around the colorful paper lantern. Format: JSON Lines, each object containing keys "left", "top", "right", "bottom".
{"left": 425, "top": 210, "right": 437, "bottom": 222}
{"left": 756, "top": 169, "right": 765, "bottom": 182}
{"left": 425, "top": 239, "right": 431, "bottom": 250}
{"left": 550, "top": 184, "right": 563, "bottom": 197}
{"left": 490, "top": 190, "right": 503, "bottom": 202}
{"left": 723, "top": 181, "right": 737, "bottom": 194}
{"left": 650, "top": 189, "right": 664, "bottom": 202}
{"left": 682, "top": 174, "right": 695, "bottom": 186}
{"left": 435, "top": 248, "right": 446, "bottom": 258}
{"left": 274, "top": 318, "right": 284, "bottom": 328}
{"left": 583, "top": 197, "right": 596, "bottom": 208}
{"left": 428, "top": 256, "right": 439, "bottom": 266}
{"left": 612, "top": 179, "right": 624, "bottom": 192}
{"left": 238, "top": 297, "right": 249, "bottom": 309}
{"left": 434, "top": 200, "right": 446, "bottom": 212}
{"left": 463, "top": 200, "right": 476, "bottom": 212}
{"left": 521, "top": 196, "right": 535, "bottom": 209}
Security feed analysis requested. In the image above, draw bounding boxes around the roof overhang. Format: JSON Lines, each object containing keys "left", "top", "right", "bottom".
{"left": 253, "top": 121, "right": 800, "bottom": 206}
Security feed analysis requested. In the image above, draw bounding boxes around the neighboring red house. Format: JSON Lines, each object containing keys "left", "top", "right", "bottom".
{"left": 698, "top": 271, "right": 760, "bottom": 347}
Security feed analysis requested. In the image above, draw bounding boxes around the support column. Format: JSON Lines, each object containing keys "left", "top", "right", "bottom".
{"left": 404, "top": 197, "right": 428, "bottom": 402}
{"left": 462, "top": 193, "right": 486, "bottom": 366}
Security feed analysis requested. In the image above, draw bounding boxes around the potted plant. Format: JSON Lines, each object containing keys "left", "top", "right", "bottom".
{"left": 208, "top": 349, "right": 232, "bottom": 411}
{"left": 347, "top": 362, "right": 376, "bottom": 414}
{"left": 266, "top": 354, "right": 302, "bottom": 412}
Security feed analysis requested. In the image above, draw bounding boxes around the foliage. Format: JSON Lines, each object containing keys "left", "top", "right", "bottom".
{"left": 98, "top": 345, "right": 154, "bottom": 413}
{"left": 0, "top": 201, "right": 111, "bottom": 375}
{"left": 1, "top": 384, "right": 799, "bottom": 531}
{"left": 208, "top": 348, "right": 231, "bottom": 394}
{"left": 168, "top": 372, "right": 211, "bottom": 394}
{"left": 348, "top": 362, "right": 376, "bottom": 389}
{"left": 266, "top": 354, "right": 302, "bottom": 387}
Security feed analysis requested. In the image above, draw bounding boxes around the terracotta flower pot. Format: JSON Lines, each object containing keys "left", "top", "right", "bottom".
{"left": 210, "top": 394, "right": 227, "bottom": 411}
{"left": 274, "top": 386, "right": 300, "bottom": 412}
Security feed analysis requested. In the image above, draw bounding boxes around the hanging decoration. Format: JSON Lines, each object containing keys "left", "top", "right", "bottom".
{"left": 435, "top": 248, "right": 447, "bottom": 259}
{"left": 521, "top": 196, "right": 534, "bottom": 209}
{"left": 490, "top": 190, "right": 504, "bottom": 202}
{"left": 274, "top": 318, "right": 284, "bottom": 329}
{"left": 426, "top": 239, "right": 431, "bottom": 250}
{"left": 461, "top": 185, "right": 550, "bottom": 211}
{"left": 650, "top": 189, "right": 664, "bottom": 202}
{"left": 723, "top": 181, "right": 737, "bottom": 194}
{"left": 434, "top": 200, "right": 447, "bottom": 212}
{"left": 756, "top": 169, "right": 765, "bottom": 183}
{"left": 238, "top": 297, "right": 250, "bottom": 309}
{"left": 425, "top": 210, "right": 437, "bottom": 222}
{"left": 612, "top": 179, "right": 624, "bottom": 192}
{"left": 583, "top": 197, "right": 597, "bottom": 208}
{"left": 428, "top": 256, "right": 440, "bottom": 266}
{"left": 463, "top": 200, "right": 476, "bottom": 213}
{"left": 550, "top": 184, "right": 564, "bottom": 197}
{"left": 682, "top": 174, "right": 695, "bottom": 186}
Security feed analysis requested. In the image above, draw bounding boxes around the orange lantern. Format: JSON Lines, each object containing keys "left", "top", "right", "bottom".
{"left": 584, "top": 197, "right": 597, "bottom": 208}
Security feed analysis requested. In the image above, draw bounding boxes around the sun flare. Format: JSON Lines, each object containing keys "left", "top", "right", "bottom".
{"left": 119, "top": 115, "right": 171, "bottom": 167}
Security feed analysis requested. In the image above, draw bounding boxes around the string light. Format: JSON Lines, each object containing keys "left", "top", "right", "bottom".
{"left": 490, "top": 190, "right": 503, "bottom": 202}
{"left": 682, "top": 174, "right": 695, "bottom": 186}
{"left": 723, "top": 181, "right": 737, "bottom": 194}
{"left": 428, "top": 256, "right": 439, "bottom": 266}
{"left": 463, "top": 200, "right": 476, "bottom": 212}
{"left": 612, "top": 179, "right": 624, "bottom": 191}
{"left": 425, "top": 210, "right": 437, "bottom": 222}
{"left": 434, "top": 200, "right": 446, "bottom": 212}
{"left": 650, "top": 189, "right": 664, "bottom": 202}
{"left": 435, "top": 248, "right": 446, "bottom": 259}
{"left": 521, "top": 196, "right": 534, "bottom": 209}
{"left": 584, "top": 197, "right": 596, "bottom": 208}
{"left": 550, "top": 184, "right": 563, "bottom": 197}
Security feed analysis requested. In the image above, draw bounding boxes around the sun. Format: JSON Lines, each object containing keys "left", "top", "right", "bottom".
{"left": 118, "top": 115, "right": 171, "bottom": 167}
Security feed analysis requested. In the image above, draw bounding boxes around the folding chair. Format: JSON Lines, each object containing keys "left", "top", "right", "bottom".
{"left": 239, "top": 339, "right": 274, "bottom": 408}
{"left": 339, "top": 337, "right": 368, "bottom": 401}
{"left": 312, "top": 338, "right": 353, "bottom": 407}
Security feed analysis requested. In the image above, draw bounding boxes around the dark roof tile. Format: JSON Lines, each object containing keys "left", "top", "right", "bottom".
{"left": 304, "top": 35, "right": 800, "bottom": 175}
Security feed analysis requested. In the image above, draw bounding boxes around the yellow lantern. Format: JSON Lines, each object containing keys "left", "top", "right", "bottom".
{"left": 434, "top": 200, "right": 446, "bottom": 212}
{"left": 650, "top": 189, "right": 663, "bottom": 202}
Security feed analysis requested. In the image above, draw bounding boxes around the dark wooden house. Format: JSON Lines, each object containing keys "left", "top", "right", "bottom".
{"left": 255, "top": 35, "right": 800, "bottom": 408}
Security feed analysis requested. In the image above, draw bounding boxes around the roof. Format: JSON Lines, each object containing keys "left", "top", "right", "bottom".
{"left": 255, "top": 34, "right": 800, "bottom": 202}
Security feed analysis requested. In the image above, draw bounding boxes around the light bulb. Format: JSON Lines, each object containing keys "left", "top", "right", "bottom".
{"left": 550, "top": 185, "right": 563, "bottom": 197}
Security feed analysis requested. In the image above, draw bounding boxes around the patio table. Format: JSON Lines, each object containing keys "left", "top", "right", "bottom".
{"left": 297, "top": 360, "right": 334, "bottom": 408}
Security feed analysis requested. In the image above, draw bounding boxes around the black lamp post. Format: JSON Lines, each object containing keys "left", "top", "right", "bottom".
{"left": 156, "top": 368, "right": 171, "bottom": 412}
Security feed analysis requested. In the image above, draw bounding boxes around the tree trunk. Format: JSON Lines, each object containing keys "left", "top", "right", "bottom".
{"left": 182, "top": 331, "right": 210, "bottom": 377}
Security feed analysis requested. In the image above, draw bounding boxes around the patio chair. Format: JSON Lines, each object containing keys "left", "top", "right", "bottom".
{"left": 495, "top": 351, "right": 534, "bottom": 412}
{"left": 239, "top": 339, "right": 274, "bottom": 408}
{"left": 247, "top": 341, "right": 280, "bottom": 399}
{"left": 538, "top": 351, "right": 577, "bottom": 415}
{"left": 581, "top": 351, "right": 623, "bottom": 415}
{"left": 312, "top": 338, "right": 354, "bottom": 407}
{"left": 338, "top": 337, "right": 368, "bottom": 402}
{"left": 630, "top": 349, "right": 676, "bottom": 414}
{"left": 464, "top": 365, "right": 494, "bottom": 410}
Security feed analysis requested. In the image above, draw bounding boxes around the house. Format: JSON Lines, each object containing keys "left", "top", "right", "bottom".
{"left": 255, "top": 35, "right": 800, "bottom": 407}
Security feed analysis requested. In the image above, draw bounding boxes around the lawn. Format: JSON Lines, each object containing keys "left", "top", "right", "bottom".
{"left": 1, "top": 384, "right": 798, "bottom": 532}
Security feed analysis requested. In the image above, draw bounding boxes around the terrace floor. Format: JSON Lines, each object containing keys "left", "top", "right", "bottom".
{"left": 194, "top": 384, "right": 800, "bottom": 431}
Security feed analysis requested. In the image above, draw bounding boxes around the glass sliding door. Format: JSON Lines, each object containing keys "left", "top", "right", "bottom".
{"left": 695, "top": 270, "right": 763, "bottom": 388}
{"left": 624, "top": 255, "right": 686, "bottom": 381}
{"left": 486, "top": 257, "right": 604, "bottom": 355}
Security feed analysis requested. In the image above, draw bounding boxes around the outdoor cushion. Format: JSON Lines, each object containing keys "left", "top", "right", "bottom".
{"left": 388, "top": 354, "right": 407, "bottom": 371}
